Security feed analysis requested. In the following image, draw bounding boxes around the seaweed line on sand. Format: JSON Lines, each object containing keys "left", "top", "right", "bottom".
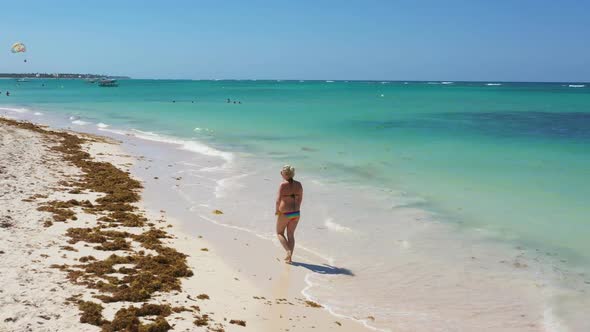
{"left": 0, "top": 118, "right": 226, "bottom": 331}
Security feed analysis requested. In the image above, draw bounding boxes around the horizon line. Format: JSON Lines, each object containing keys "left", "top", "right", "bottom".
{"left": 1, "top": 73, "right": 588, "bottom": 84}
{"left": 117, "top": 78, "right": 590, "bottom": 84}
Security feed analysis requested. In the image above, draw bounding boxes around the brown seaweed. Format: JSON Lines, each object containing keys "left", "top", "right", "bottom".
{"left": 0, "top": 118, "right": 196, "bottom": 330}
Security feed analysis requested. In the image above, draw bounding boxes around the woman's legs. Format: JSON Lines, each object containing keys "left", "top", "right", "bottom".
{"left": 285, "top": 218, "right": 300, "bottom": 263}
{"left": 277, "top": 214, "right": 300, "bottom": 263}
{"left": 276, "top": 214, "right": 290, "bottom": 258}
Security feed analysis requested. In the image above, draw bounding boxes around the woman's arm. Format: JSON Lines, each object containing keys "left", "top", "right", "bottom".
{"left": 297, "top": 183, "right": 303, "bottom": 206}
{"left": 275, "top": 184, "right": 282, "bottom": 215}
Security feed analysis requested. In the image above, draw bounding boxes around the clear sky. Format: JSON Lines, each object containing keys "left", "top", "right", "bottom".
{"left": 1, "top": 0, "right": 589, "bottom": 81}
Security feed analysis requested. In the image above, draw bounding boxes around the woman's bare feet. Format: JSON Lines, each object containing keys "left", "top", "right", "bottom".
{"left": 285, "top": 250, "right": 292, "bottom": 263}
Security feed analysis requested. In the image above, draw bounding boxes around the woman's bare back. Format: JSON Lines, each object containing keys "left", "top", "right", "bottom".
{"left": 278, "top": 180, "right": 303, "bottom": 213}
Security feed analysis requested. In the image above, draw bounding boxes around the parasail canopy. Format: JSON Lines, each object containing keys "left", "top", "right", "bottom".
{"left": 11, "top": 42, "right": 26, "bottom": 53}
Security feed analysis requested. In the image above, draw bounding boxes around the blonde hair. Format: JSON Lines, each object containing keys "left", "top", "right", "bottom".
{"left": 281, "top": 165, "right": 295, "bottom": 179}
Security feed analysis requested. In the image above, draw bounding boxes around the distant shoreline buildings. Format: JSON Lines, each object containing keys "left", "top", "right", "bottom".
{"left": 0, "top": 73, "right": 129, "bottom": 79}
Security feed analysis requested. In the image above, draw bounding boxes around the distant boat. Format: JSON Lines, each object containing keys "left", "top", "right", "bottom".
{"left": 85, "top": 78, "right": 98, "bottom": 83}
{"left": 98, "top": 79, "right": 119, "bottom": 87}
{"left": 16, "top": 78, "right": 30, "bottom": 82}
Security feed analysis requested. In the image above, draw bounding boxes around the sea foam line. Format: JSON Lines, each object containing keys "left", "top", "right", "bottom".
{"left": 131, "top": 129, "right": 233, "bottom": 163}
{"left": 214, "top": 174, "right": 248, "bottom": 198}
{"left": 97, "top": 126, "right": 233, "bottom": 163}
{"left": 324, "top": 218, "right": 353, "bottom": 233}
{"left": 0, "top": 107, "right": 29, "bottom": 113}
{"left": 98, "top": 127, "right": 128, "bottom": 136}
{"left": 301, "top": 274, "right": 392, "bottom": 332}
{"left": 198, "top": 214, "right": 273, "bottom": 241}
{"left": 173, "top": 179, "right": 272, "bottom": 240}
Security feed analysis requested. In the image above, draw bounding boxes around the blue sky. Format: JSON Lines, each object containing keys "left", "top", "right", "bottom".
{"left": 1, "top": 0, "right": 588, "bottom": 81}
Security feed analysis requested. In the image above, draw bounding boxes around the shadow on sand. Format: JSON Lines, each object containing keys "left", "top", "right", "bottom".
{"left": 289, "top": 261, "right": 354, "bottom": 276}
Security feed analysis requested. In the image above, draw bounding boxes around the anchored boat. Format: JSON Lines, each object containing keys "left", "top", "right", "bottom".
{"left": 98, "top": 79, "right": 119, "bottom": 87}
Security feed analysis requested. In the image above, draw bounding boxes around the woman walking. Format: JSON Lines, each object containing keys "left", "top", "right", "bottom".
{"left": 275, "top": 165, "right": 303, "bottom": 263}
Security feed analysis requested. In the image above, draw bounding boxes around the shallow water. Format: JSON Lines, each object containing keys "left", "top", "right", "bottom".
{"left": 1, "top": 79, "right": 589, "bottom": 331}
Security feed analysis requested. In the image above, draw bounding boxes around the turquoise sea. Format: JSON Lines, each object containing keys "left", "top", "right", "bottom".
{"left": 2, "top": 79, "right": 589, "bottom": 331}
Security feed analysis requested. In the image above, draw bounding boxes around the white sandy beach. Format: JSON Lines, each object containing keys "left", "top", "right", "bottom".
{"left": 0, "top": 117, "right": 368, "bottom": 332}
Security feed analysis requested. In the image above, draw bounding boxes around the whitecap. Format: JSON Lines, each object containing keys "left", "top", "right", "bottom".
{"left": 97, "top": 122, "right": 109, "bottom": 129}
{"left": 130, "top": 129, "right": 233, "bottom": 162}
{"left": 196, "top": 127, "right": 213, "bottom": 133}
{"left": 182, "top": 141, "right": 233, "bottom": 162}
{"left": 486, "top": 83, "right": 502, "bottom": 86}
{"left": 311, "top": 179, "right": 325, "bottom": 186}
{"left": 324, "top": 218, "right": 353, "bottom": 233}
{"left": 33, "top": 112, "right": 43, "bottom": 116}
{"left": 568, "top": 84, "right": 585, "bottom": 88}
{"left": 71, "top": 120, "right": 90, "bottom": 126}
{"left": 441, "top": 81, "right": 454, "bottom": 85}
